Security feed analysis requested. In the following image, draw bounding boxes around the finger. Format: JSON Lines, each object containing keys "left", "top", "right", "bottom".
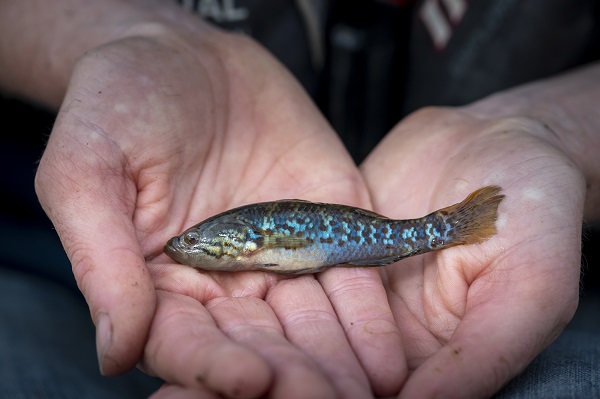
{"left": 35, "top": 127, "right": 156, "bottom": 375}
{"left": 208, "top": 295, "right": 337, "bottom": 399}
{"left": 141, "top": 290, "right": 272, "bottom": 399}
{"left": 149, "top": 383, "right": 221, "bottom": 399}
{"left": 319, "top": 268, "right": 407, "bottom": 397}
{"left": 267, "top": 276, "right": 374, "bottom": 399}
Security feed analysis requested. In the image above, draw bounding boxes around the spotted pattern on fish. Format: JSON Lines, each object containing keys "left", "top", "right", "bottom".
{"left": 164, "top": 186, "right": 504, "bottom": 274}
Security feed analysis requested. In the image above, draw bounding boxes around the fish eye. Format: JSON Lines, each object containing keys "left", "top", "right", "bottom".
{"left": 183, "top": 231, "right": 200, "bottom": 246}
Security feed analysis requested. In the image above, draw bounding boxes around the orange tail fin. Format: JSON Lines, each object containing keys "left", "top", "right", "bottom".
{"left": 439, "top": 185, "right": 505, "bottom": 245}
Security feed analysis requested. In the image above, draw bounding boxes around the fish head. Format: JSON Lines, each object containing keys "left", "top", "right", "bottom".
{"left": 164, "top": 218, "right": 261, "bottom": 270}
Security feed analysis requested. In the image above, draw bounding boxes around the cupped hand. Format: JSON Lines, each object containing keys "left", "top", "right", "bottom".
{"left": 35, "top": 23, "right": 405, "bottom": 398}
{"left": 361, "top": 107, "right": 585, "bottom": 398}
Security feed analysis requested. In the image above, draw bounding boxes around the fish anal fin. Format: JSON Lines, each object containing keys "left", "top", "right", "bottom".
{"left": 346, "top": 255, "right": 406, "bottom": 267}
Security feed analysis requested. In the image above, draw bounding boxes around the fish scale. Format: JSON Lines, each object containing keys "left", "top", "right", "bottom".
{"left": 164, "top": 186, "right": 504, "bottom": 274}
{"left": 239, "top": 201, "right": 448, "bottom": 261}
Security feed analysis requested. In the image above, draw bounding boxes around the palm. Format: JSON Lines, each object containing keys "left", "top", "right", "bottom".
{"left": 137, "top": 55, "right": 377, "bottom": 397}
{"left": 361, "top": 108, "right": 584, "bottom": 398}
{"left": 36, "top": 33, "right": 405, "bottom": 398}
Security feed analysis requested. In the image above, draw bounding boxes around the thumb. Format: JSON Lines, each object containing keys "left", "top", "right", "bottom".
{"left": 35, "top": 125, "right": 156, "bottom": 376}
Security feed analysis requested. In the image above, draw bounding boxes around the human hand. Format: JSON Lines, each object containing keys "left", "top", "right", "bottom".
{"left": 361, "top": 107, "right": 585, "bottom": 398}
{"left": 35, "top": 22, "right": 405, "bottom": 398}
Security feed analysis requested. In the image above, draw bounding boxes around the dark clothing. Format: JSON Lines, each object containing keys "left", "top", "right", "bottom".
{"left": 182, "top": 0, "right": 600, "bottom": 161}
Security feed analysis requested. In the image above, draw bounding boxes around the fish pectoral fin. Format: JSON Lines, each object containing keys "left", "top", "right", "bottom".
{"left": 262, "top": 235, "right": 308, "bottom": 250}
{"left": 346, "top": 255, "right": 405, "bottom": 267}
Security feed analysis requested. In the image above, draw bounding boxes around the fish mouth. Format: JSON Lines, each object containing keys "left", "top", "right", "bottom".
{"left": 163, "top": 237, "right": 183, "bottom": 263}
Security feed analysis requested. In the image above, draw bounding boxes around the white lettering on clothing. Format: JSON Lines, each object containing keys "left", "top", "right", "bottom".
{"left": 181, "top": 0, "right": 249, "bottom": 23}
{"left": 419, "top": 0, "right": 467, "bottom": 49}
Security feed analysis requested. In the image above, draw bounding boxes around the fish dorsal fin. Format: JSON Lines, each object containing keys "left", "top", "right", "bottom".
{"left": 277, "top": 199, "right": 387, "bottom": 218}
{"left": 349, "top": 207, "right": 388, "bottom": 219}
{"left": 276, "top": 199, "right": 312, "bottom": 203}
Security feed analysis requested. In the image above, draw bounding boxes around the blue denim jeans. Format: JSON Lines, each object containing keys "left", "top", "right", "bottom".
{"left": 0, "top": 267, "right": 162, "bottom": 398}
{"left": 494, "top": 299, "right": 600, "bottom": 399}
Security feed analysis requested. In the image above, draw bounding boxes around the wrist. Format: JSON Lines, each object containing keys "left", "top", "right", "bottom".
{"left": 0, "top": 0, "right": 221, "bottom": 107}
{"left": 461, "top": 64, "right": 600, "bottom": 218}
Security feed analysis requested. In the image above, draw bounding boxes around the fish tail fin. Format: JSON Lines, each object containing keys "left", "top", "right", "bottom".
{"left": 439, "top": 185, "right": 505, "bottom": 245}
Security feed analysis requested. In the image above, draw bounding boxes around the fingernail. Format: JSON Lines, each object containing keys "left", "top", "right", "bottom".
{"left": 96, "top": 312, "right": 112, "bottom": 375}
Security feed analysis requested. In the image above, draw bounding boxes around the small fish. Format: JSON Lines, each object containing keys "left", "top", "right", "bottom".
{"left": 164, "top": 186, "right": 504, "bottom": 274}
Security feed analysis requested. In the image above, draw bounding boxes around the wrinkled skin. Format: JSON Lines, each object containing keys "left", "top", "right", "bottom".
{"left": 35, "top": 28, "right": 404, "bottom": 398}
{"left": 361, "top": 108, "right": 584, "bottom": 398}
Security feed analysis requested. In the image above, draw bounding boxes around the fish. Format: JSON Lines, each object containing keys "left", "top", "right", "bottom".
{"left": 164, "top": 186, "right": 504, "bottom": 274}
